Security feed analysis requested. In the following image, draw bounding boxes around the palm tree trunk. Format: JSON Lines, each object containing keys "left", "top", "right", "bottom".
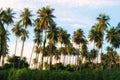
{"left": 69, "top": 55, "right": 71, "bottom": 64}
{"left": 41, "top": 30, "right": 46, "bottom": 69}
{"left": 2, "top": 55, "right": 5, "bottom": 67}
{"left": 29, "top": 43, "right": 35, "bottom": 66}
{"left": 13, "top": 37, "right": 18, "bottom": 68}
{"left": 19, "top": 40, "right": 25, "bottom": 68}
{"left": 50, "top": 44, "right": 53, "bottom": 70}
{"left": 20, "top": 40, "right": 25, "bottom": 59}
{"left": 80, "top": 57, "right": 83, "bottom": 71}
{"left": 14, "top": 37, "right": 18, "bottom": 56}
{"left": 63, "top": 55, "right": 65, "bottom": 66}
{"left": 36, "top": 53, "right": 40, "bottom": 69}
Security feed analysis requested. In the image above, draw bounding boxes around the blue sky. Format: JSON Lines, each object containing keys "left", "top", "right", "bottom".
{"left": 0, "top": 0, "right": 120, "bottom": 58}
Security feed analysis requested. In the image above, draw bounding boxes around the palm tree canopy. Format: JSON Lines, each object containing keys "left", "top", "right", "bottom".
{"left": 34, "top": 28, "right": 42, "bottom": 45}
{"left": 81, "top": 39, "right": 88, "bottom": 58}
{"left": 73, "top": 28, "right": 85, "bottom": 45}
{"left": 20, "top": 8, "right": 32, "bottom": 28}
{"left": 20, "top": 28, "right": 29, "bottom": 41}
{"left": 37, "top": 6, "right": 55, "bottom": 30}
{"left": 88, "top": 25, "right": 104, "bottom": 49}
{"left": 106, "top": 27, "right": 120, "bottom": 48}
{"left": 12, "top": 22, "right": 22, "bottom": 37}
{"left": 96, "top": 14, "right": 110, "bottom": 32}
{"left": 90, "top": 49, "right": 98, "bottom": 60}
{"left": 0, "top": 8, "right": 15, "bottom": 25}
{"left": 47, "top": 23, "right": 59, "bottom": 45}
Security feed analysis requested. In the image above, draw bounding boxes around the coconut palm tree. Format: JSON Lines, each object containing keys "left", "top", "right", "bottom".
{"left": 36, "top": 6, "right": 55, "bottom": 69}
{"left": 33, "top": 28, "right": 42, "bottom": 69}
{"left": 18, "top": 8, "right": 32, "bottom": 68}
{"left": 19, "top": 8, "right": 32, "bottom": 57}
{"left": 0, "top": 8, "right": 15, "bottom": 66}
{"left": 47, "top": 23, "right": 59, "bottom": 69}
{"left": 12, "top": 22, "right": 21, "bottom": 56}
{"left": 89, "top": 25, "right": 104, "bottom": 64}
{"left": 106, "top": 27, "right": 120, "bottom": 69}
{"left": 73, "top": 28, "right": 85, "bottom": 70}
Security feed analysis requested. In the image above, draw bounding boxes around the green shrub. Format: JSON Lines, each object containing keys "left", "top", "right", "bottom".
{"left": 0, "top": 68, "right": 120, "bottom": 80}
{"left": 0, "top": 69, "right": 9, "bottom": 80}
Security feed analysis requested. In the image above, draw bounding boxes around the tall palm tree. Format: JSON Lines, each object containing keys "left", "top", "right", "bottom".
{"left": 36, "top": 6, "right": 55, "bottom": 69}
{"left": 106, "top": 27, "right": 120, "bottom": 69}
{"left": 89, "top": 25, "right": 104, "bottom": 63}
{"left": 47, "top": 23, "right": 59, "bottom": 69}
{"left": 12, "top": 22, "right": 21, "bottom": 56}
{"left": 29, "top": 18, "right": 42, "bottom": 67}
{"left": 0, "top": 8, "right": 15, "bottom": 66}
{"left": 33, "top": 28, "right": 42, "bottom": 69}
{"left": 19, "top": 8, "right": 32, "bottom": 68}
{"left": 73, "top": 28, "right": 85, "bottom": 70}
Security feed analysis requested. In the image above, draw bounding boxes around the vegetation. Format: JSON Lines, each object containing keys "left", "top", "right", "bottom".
{"left": 0, "top": 5, "right": 120, "bottom": 79}
{"left": 0, "top": 68, "right": 120, "bottom": 80}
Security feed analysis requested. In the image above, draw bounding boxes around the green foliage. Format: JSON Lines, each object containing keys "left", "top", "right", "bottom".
{"left": 3, "top": 56, "right": 29, "bottom": 69}
{"left": 0, "top": 69, "right": 9, "bottom": 80}
{"left": 0, "top": 68, "right": 120, "bottom": 80}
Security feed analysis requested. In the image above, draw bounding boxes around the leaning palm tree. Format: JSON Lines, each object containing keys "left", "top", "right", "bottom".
{"left": 19, "top": 8, "right": 32, "bottom": 57}
{"left": 1, "top": 30, "right": 9, "bottom": 66}
{"left": 18, "top": 8, "right": 32, "bottom": 68}
{"left": 0, "top": 8, "right": 15, "bottom": 66}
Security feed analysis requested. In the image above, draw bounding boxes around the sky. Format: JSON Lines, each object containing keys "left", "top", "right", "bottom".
{"left": 0, "top": 0, "right": 120, "bottom": 61}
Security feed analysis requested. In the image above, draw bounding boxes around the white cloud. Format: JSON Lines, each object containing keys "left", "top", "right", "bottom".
{"left": 0, "top": 0, "right": 119, "bottom": 11}
{"left": 46, "top": 0, "right": 120, "bottom": 8}
{"left": 58, "top": 15, "right": 95, "bottom": 29}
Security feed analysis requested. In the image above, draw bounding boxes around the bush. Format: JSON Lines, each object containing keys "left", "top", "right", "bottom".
{"left": 0, "top": 68, "right": 120, "bottom": 80}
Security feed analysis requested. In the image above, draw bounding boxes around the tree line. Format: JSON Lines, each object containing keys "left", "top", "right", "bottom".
{"left": 0, "top": 6, "right": 120, "bottom": 70}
